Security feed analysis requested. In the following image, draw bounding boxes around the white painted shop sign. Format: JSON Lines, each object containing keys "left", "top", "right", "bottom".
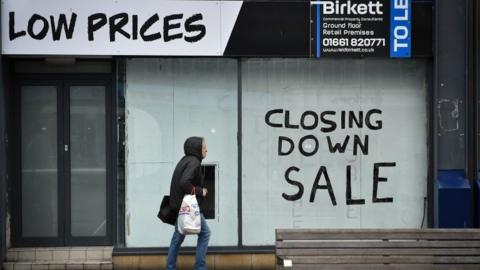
{"left": 1, "top": 0, "right": 242, "bottom": 56}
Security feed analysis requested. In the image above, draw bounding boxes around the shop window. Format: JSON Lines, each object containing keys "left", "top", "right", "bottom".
{"left": 242, "top": 58, "right": 429, "bottom": 245}
{"left": 202, "top": 164, "right": 217, "bottom": 219}
{"left": 126, "top": 58, "right": 238, "bottom": 247}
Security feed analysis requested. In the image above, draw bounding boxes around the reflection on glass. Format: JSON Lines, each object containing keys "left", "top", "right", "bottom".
{"left": 21, "top": 86, "right": 58, "bottom": 237}
{"left": 70, "top": 86, "right": 107, "bottom": 237}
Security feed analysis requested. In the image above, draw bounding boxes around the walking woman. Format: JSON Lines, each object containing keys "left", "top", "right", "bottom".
{"left": 166, "top": 136, "right": 210, "bottom": 270}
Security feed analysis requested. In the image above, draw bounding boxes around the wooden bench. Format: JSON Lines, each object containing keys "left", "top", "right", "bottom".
{"left": 275, "top": 229, "right": 480, "bottom": 270}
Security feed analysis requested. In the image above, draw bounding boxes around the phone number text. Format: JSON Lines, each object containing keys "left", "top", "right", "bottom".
{"left": 322, "top": 38, "right": 386, "bottom": 47}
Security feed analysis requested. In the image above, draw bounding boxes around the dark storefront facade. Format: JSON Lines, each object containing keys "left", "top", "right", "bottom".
{"left": 0, "top": 0, "right": 479, "bottom": 269}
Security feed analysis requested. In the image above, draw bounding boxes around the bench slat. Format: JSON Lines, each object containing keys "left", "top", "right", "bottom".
{"left": 279, "top": 255, "right": 480, "bottom": 264}
{"left": 276, "top": 240, "right": 480, "bottom": 249}
{"left": 276, "top": 264, "right": 480, "bottom": 270}
{"left": 276, "top": 229, "right": 480, "bottom": 241}
{"left": 276, "top": 229, "right": 480, "bottom": 234}
{"left": 276, "top": 248, "right": 480, "bottom": 256}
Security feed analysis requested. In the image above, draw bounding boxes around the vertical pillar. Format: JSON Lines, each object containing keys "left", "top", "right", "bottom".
{"left": 434, "top": 0, "right": 471, "bottom": 228}
{"left": 0, "top": 2, "right": 6, "bottom": 263}
{"left": 472, "top": 0, "right": 480, "bottom": 227}
{"left": 115, "top": 58, "right": 126, "bottom": 247}
{"left": 466, "top": 0, "right": 478, "bottom": 228}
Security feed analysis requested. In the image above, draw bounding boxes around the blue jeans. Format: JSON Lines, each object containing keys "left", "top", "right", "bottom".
{"left": 166, "top": 214, "right": 210, "bottom": 270}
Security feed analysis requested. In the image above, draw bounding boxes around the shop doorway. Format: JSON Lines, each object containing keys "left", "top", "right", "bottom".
{"left": 12, "top": 76, "right": 113, "bottom": 246}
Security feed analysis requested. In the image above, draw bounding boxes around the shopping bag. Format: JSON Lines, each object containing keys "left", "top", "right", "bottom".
{"left": 177, "top": 193, "right": 201, "bottom": 235}
{"left": 157, "top": 195, "right": 176, "bottom": 226}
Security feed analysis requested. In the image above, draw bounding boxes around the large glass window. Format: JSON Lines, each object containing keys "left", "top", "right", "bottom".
{"left": 126, "top": 58, "right": 238, "bottom": 247}
{"left": 242, "top": 59, "right": 428, "bottom": 245}
{"left": 125, "top": 57, "right": 429, "bottom": 247}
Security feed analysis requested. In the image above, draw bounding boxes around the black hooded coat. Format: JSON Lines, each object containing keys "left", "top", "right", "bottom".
{"left": 168, "top": 137, "right": 205, "bottom": 214}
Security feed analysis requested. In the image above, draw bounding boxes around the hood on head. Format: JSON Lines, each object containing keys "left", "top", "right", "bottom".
{"left": 183, "top": 136, "right": 204, "bottom": 160}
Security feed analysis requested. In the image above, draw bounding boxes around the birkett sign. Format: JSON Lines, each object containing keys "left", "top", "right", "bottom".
{"left": 312, "top": 0, "right": 411, "bottom": 58}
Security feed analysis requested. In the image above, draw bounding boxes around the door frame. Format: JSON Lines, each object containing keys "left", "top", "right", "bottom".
{"left": 11, "top": 74, "right": 114, "bottom": 247}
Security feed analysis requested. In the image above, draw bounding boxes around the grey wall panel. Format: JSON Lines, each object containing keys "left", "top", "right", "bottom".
{"left": 0, "top": 0, "right": 5, "bottom": 262}
{"left": 0, "top": 0, "right": 5, "bottom": 254}
{"left": 0, "top": 57, "right": 6, "bottom": 262}
{"left": 435, "top": 0, "right": 467, "bottom": 169}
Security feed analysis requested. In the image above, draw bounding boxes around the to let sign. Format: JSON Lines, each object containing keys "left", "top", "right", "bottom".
{"left": 312, "top": 0, "right": 411, "bottom": 58}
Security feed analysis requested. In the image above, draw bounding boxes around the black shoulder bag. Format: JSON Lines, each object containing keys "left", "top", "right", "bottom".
{"left": 157, "top": 195, "right": 177, "bottom": 226}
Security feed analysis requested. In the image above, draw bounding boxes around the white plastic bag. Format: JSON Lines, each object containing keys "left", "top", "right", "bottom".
{"left": 177, "top": 194, "right": 201, "bottom": 235}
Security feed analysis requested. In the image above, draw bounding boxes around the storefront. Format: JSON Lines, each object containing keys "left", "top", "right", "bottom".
{"left": 1, "top": 0, "right": 478, "bottom": 269}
